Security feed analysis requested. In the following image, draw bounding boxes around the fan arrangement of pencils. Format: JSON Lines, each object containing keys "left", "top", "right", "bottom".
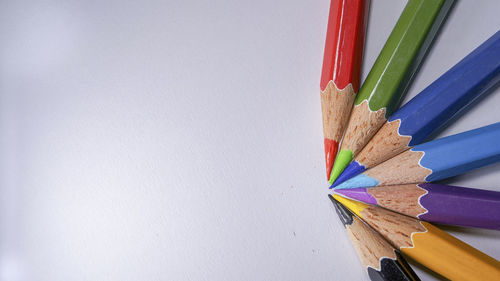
{"left": 320, "top": 0, "right": 500, "bottom": 280}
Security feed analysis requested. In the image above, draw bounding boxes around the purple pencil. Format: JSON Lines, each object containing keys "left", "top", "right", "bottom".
{"left": 334, "top": 183, "right": 500, "bottom": 230}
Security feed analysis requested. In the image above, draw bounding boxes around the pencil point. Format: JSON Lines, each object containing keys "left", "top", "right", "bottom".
{"left": 328, "top": 194, "right": 353, "bottom": 227}
{"left": 324, "top": 138, "right": 339, "bottom": 181}
{"left": 329, "top": 149, "right": 353, "bottom": 185}
{"left": 331, "top": 161, "right": 366, "bottom": 187}
{"left": 334, "top": 188, "right": 377, "bottom": 205}
{"left": 332, "top": 194, "right": 368, "bottom": 218}
{"left": 335, "top": 174, "right": 379, "bottom": 189}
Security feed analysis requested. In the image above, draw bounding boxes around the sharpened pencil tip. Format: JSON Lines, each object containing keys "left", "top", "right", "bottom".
{"left": 324, "top": 138, "right": 339, "bottom": 181}
{"left": 332, "top": 161, "right": 366, "bottom": 187}
{"left": 335, "top": 174, "right": 379, "bottom": 189}
{"left": 329, "top": 149, "right": 353, "bottom": 185}
{"left": 332, "top": 194, "right": 368, "bottom": 218}
{"left": 334, "top": 188, "right": 377, "bottom": 205}
{"left": 328, "top": 194, "right": 353, "bottom": 226}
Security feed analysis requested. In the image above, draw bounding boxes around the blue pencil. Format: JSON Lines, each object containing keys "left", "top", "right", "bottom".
{"left": 332, "top": 30, "right": 500, "bottom": 187}
{"left": 333, "top": 122, "right": 500, "bottom": 189}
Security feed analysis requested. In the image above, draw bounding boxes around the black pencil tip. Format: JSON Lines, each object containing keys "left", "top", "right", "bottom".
{"left": 328, "top": 194, "right": 353, "bottom": 226}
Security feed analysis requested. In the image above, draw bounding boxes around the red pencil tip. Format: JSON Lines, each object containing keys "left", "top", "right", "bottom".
{"left": 324, "top": 138, "right": 339, "bottom": 181}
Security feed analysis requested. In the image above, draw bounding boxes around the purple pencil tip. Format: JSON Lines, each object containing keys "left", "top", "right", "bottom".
{"left": 334, "top": 188, "right": 377, "bottom": 205}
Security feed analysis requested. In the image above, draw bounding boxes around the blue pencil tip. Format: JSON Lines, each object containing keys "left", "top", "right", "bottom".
{"left": 334, "top": 174, "right": 379, "bottom": 189}
{"left": 331, "top": 161, "right": 366, "bottom": 187}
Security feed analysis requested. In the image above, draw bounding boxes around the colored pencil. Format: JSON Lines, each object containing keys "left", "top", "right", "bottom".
{"left": 334, "top": 122, "right": 500, "bottom": 189}
{"left": 320, "top": 0, "right": 369, "bottom": 180}
{"left": 332, "top": 194, "right": 500, "bottom": 280}
{"left": 333, "top": 30, "right": 500, "bottom": 186}
{"left": 329, "top": 195, "right": 420, "bottom": 281}
{"left": 329, "top": 0, "right": 453, "bottom": 184}
{"left": 335, "top": 183, "right": 500, "bottom": 230}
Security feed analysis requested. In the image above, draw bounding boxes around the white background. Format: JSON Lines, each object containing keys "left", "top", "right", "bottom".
{"left": 1, "top": 0, "right": 500, "bottom": 280}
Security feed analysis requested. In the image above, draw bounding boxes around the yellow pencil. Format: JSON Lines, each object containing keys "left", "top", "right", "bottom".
{"left": 333, "top": 194, "right": 500, "bottom": 280}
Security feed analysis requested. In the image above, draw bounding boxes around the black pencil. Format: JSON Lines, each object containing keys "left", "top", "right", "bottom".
{"left": 329, "top": 195, "right": 420, "bottom": 281}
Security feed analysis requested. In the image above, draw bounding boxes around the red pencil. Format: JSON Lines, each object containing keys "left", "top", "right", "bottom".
{"left": 321, "top": 0, "right": 369, "bottom": 180}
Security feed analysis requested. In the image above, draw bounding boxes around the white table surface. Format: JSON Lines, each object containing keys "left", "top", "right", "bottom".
{"left": 1, "top": 0, "right": 499, "bottom": 280}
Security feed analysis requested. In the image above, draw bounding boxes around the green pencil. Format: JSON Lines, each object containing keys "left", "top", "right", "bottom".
{"left": 329, "top": 0, "right": 453, "bottom": 184}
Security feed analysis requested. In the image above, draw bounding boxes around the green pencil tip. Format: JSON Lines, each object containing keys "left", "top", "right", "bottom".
{"left": 329, "top": 149, "right": 353, "bottom": 185}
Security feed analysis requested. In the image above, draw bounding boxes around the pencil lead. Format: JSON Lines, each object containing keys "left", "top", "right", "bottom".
{"left": 334, "top": 188, "right": 377, "bottom": 205}
{"left": 331, "top": 194, "right": 368, "bottom": 218}
{"left": 334, "top": 174, "right": 379, "bottom": 189}
{"left": 328, "top": 194, "right": 353, "bottom": 227}
{"left": 329, "top": 149, "right": 353, "bottom": 185}
{"left": 331, "top": 161, "right": 366, "bottom": 187}
{"left": 324, "top": 139, "right": 339, "bottom": 181}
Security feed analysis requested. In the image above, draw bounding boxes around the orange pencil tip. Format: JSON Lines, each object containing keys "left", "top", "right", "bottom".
{"left": 324, "top": 138, "right": 339, "bottom": 181}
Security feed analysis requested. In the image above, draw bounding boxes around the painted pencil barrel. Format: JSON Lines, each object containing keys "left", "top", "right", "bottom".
{"left": 404, "top": 222, "right": 500, "bottom": 281}
{"left": 417, "top": 122, "right": 500, "bottom": 182}
{"left": 320, "top": 0, "right": 369, "bottom": 92}
{"left": 390, "top": 29, "right": 500, "bottom": 146}
{"left": 418, "top": 183, "right": 500, "bottom": 229}
{"left": 353, "top": 0, "right": 453, "bottom": 116}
